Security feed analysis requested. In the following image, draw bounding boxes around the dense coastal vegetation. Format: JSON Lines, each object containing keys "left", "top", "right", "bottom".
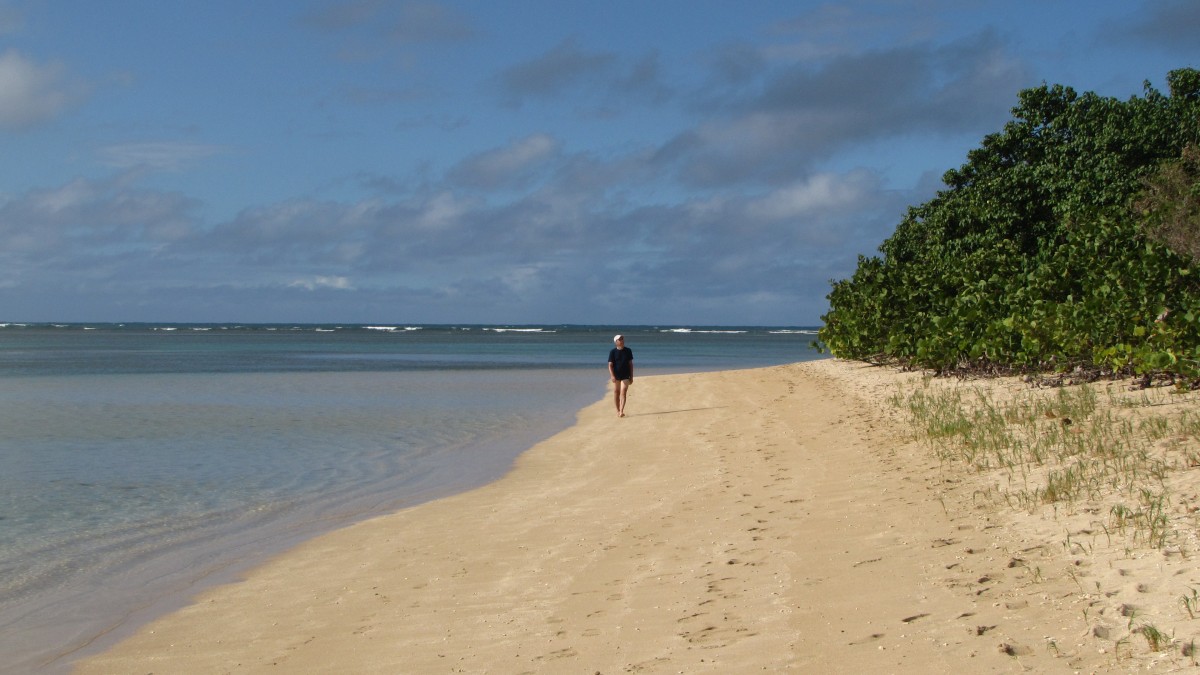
{"left": 819, "top": 68, "right": 1200, "bottom": 383}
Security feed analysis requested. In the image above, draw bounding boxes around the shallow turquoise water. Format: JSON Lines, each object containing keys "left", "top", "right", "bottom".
{"left": 0, "top": 323, "right": 823, "bottom": 671}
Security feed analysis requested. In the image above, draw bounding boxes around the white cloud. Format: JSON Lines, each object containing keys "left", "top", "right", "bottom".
{"left": 0, "top": 49, "right": 84, "bottom": 130}
{"left": 415, "top": 191, "right": 472, "bottom": 230}
{"left": 747, "top": 171, "right": 879, "bottom": 221}
{"left": 499, "top": 38, "right": 617, "bottom": 103}
{"left": 0, "top": 176, "right": 198, "bottom": 259}
{"left": 287, "top": 276, "right": 354, "bottom": 291}
{"left": 96, "top": 141, "right": 229, "bottom": 171}
{"left": 668, "top": 32, "right": 1025, "bottom": 187}
{"left": 25, "top": 177, "right": 98, "bottom": 215}
{"left": 450, "top": 134, "right": 561, "bottom": 189}
{"left": 498, "top": 263, "right": 549, "bottom": 294}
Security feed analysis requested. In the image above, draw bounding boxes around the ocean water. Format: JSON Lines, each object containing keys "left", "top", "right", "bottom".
{"left": 0, "top": 323, "right": 823, "bottom": 672}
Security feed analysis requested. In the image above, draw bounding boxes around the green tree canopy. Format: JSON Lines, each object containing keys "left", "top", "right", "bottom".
{"left": 819, "top": 68, "right": 1200, "bottom": 380}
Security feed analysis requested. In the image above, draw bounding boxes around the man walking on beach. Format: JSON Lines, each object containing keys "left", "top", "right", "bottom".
{"left": 608, "top": 334, "right": 633, "bottom": 417}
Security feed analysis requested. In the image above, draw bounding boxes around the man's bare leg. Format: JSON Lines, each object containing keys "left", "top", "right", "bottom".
{"left": 614, "top": 379, "right": 630, "bottom": 417}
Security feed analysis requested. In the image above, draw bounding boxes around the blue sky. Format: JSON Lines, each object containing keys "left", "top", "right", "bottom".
{"left": 0, "top": 1, "right": 1196, "bottom": 325}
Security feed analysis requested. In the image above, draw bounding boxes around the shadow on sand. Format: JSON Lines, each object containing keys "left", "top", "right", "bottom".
{"left": 626, "top": 406, "right": 725, "bottom": 417}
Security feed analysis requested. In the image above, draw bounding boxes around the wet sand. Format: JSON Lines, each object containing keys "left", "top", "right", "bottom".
{"left": 75, "top": 359, "right": 1195, "bottom": 673}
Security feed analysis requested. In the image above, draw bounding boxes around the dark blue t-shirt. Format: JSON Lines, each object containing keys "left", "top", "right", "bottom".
{"left": 608, "top": 346, "right": 633, "bottom": 379}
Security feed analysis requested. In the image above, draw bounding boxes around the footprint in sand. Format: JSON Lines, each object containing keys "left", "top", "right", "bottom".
{"left": 535, "top": 647, "right": 578, "bottom": 661}
{"left": 848, "top": 632, "right": 885, "bottom": 646}
{"left": 998, "top": 642, "right": 1032, "bottom": 656}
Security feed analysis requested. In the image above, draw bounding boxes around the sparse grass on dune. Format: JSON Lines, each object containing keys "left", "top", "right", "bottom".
{"left": 891, "top": 375, "right": 1200, "bottom": 665}
{"left": 893, "top": 379, "right": 1200, "bottom": 549}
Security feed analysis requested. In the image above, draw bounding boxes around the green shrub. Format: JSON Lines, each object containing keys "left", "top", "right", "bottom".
{"left": 819, "top": 68, "right": 1200, "bottom": 380}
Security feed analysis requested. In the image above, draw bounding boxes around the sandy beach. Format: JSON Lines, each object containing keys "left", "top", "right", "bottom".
{"left": 75, "top": 359, "right": 1200, "bottom": 673}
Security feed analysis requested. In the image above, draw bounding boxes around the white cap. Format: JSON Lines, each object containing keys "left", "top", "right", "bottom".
{"left": 613, "top": 334, "right": 624, "bottom": 342}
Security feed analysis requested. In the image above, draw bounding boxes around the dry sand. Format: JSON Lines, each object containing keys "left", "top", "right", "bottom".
{"left": 75, "top": 359, "right": 1200, "bottom": 673}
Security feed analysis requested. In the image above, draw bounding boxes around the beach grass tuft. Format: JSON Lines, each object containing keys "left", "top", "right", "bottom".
{"left": 894, "top": 378, "right": 1200, "bottom": 552}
